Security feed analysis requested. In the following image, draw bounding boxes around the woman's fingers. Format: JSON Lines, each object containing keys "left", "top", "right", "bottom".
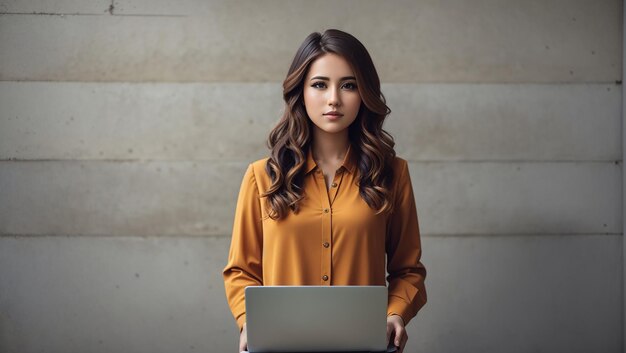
{"left": 393, "top": 324, "right": 405, "bottom": 346}
{"left": 388, "top": 318, "right": 408, "bottom": 353}
{"left": 386, "top": 314, "right": 407, "bottom": 351}
{"left": 398, "top": 331, "right": 408, "bottom": 353}
{"left": 239, "top": 324, "right": 248, "bottom": 352}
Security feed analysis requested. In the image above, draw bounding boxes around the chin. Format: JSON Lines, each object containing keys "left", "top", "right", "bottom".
{"left": 320, "top": 126, "right": 349, "bottom": 134}
{"left": 311, "top": 119, "right": 355, "bottom": 135}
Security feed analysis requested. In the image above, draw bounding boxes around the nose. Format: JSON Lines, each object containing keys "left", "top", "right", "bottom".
{"left": 327, "top": 86, "right": 340, "bottom": 107}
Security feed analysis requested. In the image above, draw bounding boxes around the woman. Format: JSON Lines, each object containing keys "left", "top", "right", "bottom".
{"left": 223, "top": 29, "right": 427, "bottom": 353}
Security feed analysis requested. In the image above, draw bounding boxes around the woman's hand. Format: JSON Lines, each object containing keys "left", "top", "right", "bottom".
{"left": 386, "top": 314, "right": 407, "bottom": 353}
{"left": 239, "top": 323, "right": 248, "bottom": 352}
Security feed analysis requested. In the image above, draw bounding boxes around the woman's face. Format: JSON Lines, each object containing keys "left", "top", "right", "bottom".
{"left": 303, "top": 53, "right": 362, "bottom": 136}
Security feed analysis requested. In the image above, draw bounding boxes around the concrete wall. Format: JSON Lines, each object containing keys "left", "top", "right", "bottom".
{"left": 0, "top": 1, "right": 622, "bottom": 352}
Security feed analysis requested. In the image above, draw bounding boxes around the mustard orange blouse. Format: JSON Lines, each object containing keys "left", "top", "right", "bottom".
{"left": 222, "top": 144, "right": 427, "bottom": 332}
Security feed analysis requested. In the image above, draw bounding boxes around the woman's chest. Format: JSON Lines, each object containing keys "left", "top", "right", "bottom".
{"left": 261, "top": 173, "right": 389, "bottom": 243}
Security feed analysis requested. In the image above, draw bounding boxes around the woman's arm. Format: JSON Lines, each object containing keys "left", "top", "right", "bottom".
{"left": 385, "top": 159, "right": 427, "bottom": 327}
{"left": 223, "top": 164, "right": 264, "bottom": 332}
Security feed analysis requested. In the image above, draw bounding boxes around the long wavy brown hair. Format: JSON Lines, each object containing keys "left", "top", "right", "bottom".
{"left": 262, "top": 29, "right": 396, "bottom": 220}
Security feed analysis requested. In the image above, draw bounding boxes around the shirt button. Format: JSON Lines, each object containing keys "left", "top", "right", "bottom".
{"left": 323, "top": 242, "right": 329, "bottom": 248}
{"left": 322, "top": 275, "right": 329, "bottom": 281}
{"left": 331, "top": 182, "right": 337, "bottom": 188}
{"left": 323, "top": 208, "right": 329, "bottom": 213}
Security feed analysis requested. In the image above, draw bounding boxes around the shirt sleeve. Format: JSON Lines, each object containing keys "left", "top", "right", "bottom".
{"left": 223, "top": 164, "right": 264, "bottom": 332}
{"left": 385, "top": 159, "right": 427, "bottom": 326}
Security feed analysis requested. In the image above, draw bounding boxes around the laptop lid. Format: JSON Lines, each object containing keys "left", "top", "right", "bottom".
{"left": 245, "top": 285, "right": 390, "bottom": 353}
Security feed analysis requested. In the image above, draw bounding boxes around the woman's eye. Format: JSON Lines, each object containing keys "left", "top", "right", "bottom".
{"left": 343, "top": 82, "right": 357, "bottom": 90}
{"left": 311, "top": 82, "right": 326, "bottom": 89}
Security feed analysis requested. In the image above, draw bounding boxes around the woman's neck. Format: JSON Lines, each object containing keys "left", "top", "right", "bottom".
{"left": 311, "top": 128, "right": 350, "bottom": 163}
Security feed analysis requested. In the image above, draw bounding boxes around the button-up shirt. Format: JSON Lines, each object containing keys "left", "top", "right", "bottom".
{"left": 223, "top": 144, "right": 427, "bottom": 331}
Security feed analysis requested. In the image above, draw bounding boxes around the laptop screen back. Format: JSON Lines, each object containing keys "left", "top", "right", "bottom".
{"left": 245, "top": 285, "right": 388, "bottom": 352}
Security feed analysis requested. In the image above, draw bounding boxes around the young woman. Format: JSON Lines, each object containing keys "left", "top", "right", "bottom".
{"left": 223, "top": 29, "right": 427, "bottom": 353}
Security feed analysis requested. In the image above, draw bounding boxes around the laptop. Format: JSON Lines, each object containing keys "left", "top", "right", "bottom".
{"left": 244, "top": 285, "right": 398, "bottom": 353}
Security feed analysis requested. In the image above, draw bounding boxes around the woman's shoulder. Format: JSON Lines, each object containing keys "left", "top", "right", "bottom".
{"left": 389, "top": 155, "right": 412, "bottom": 192}
{"left": 245, "top": 157, "right": 271, "bottom": 190}
{"left": 249, "top": 157, "right": 270, "bottom": 176}
{"left": 390, "top": 155, "right": 409, "bottom": 173}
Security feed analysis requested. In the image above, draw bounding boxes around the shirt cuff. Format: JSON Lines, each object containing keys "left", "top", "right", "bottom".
{"left": 236, "top": 314, "right": 246, "bottom": 333}
{"left": 387, "top": 297, "right": 413, "bottom": 327}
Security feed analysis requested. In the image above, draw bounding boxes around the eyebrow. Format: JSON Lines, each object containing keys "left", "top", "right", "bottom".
{"left": 309, "top": 76, "right": 356, "bottom": 81}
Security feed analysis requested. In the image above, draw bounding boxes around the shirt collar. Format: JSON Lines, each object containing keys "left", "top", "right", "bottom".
{"left": 305, "top": 143, "right": 357, "bottom": 175}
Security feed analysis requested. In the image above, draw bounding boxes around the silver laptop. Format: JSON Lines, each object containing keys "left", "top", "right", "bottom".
{"left": 244, "top": 285, "right": 397, "bottom": 353}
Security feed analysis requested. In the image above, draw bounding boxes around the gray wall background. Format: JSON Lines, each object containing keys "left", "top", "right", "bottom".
{"left": 0, "top": 1, "right": 623, "bottom": 352}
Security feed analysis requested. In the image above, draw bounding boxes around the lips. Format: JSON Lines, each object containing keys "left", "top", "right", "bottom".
{"left": 323, "top": 111, "right": 343, "bottom": 117}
